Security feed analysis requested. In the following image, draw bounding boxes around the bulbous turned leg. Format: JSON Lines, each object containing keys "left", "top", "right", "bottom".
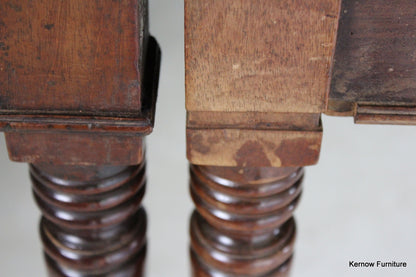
{"left": 190, "top": 165, "right": 304, "bottom": 277}
{"left": 30, "top": 162, "right": 147, "bottom": 277}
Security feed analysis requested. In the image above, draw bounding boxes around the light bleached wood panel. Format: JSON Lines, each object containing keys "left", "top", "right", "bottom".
{"left": 185, "top": 0, "right": 341, "bottom": 113}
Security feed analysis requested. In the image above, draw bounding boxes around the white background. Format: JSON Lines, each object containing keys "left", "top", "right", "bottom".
{"left": 0, "top": 1, "right": 415, "bottom": 276}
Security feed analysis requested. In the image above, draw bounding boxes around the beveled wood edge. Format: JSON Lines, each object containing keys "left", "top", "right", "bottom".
{"left": 326, "top": 0, "right": 416, "bottom": 123}
{"left": 0, "top": 114, "right": 152, "bottom": 136}
{"left": 325, "top": 99, "right": 355, "bottom": 117}
{"left": 354, "top": 104, "right": 416, "bottom": 125}
{"left": 325, "top": 101, "right": 416, "bottom": 125}
{"left": 0, "top": 36, "right": 161, "bottom": 136}
{"left": 187, "top": 112, "right": 321, "bottom": 131}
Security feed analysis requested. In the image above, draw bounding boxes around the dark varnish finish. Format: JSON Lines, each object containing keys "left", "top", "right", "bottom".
{"left": 328, "top": 0, "right": 416, "bottom": 122}
{"left": 190, "top": 165, "right": 304, "bottom": 276}
{"left": 31, "top": 162, "right": 147, "bottom": 277}
{"left": 0, "top": 1, "right": 159, "bottom": 276}
{"left": 0, "top": 0, "right": 148, "bottom": 114}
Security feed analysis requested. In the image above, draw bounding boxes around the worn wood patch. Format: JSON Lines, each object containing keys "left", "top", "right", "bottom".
{"left": 0, "top": 0, "right": 148, "bottom": 115}
{"left": 185, "top": 0, "right": 341, "bottom": 113}
{"left": 328, "top": 0, "right": 416, "bottom": 117}
{"left": 187, "top": 128, "right": 322, "bottom": 167}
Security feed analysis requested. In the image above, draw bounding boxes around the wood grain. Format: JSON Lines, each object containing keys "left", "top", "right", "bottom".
{"left": 328, "top": 0, "right": 416, "bottom": 119}
{"left": 0, "top": 36, "right": 159, "bottom": 164}
{"left": 185, "top": 0, "right": 341, "bottom": 113}
{"left": 187, "top": 128, "right": 322, "bottom": 167}
{"left": 0, "top": 0, "right": 148, "bottom": 115}
{"left": 185, "top": 0, "right": 340, "bottom": 167}
{"left": 187, "top": 112, "right": 321, "bottom": 131}
{"left": 5, "top": 132, "right": 144, "bottom": 165}
{"left": 0, "top": 0, "right": 161, "bottom": 165}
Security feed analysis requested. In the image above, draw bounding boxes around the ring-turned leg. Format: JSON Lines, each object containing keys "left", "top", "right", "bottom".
{"left": 190, "top": 165, "right": 304, "bottom": 277}
{"left": 31, "top": 163, "right": 147, "bottom": 277}
{"left": 185, "top": 1, "right": 339, "bottom": 275}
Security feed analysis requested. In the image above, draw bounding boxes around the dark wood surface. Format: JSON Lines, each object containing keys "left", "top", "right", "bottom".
{"left": 0, "top": 0, "right": 148, "bottom": 115}
{"left": 328, "top": 0, "right": 416, "bottom": 123}
{"left": 31, "top": 163, "right": 147, "bottom": 277}
{"left": 0, "top": 0, "right": 161, "bottom": 154}
{"left": 5, "top": 132, "right": 144, "bottom": 166}
{"left": 0, "top": 1, "right": 159, "bottom": 276}
{"left": 190, "top": 165, "right": 303, "bottom": 276}
{"left": 0, "top": 0, "right": 161, "bottom": 165}
{"left": 0, "top": 35, "right": 160, "bottom": 135}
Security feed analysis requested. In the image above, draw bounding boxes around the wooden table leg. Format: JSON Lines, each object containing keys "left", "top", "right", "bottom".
{"left": 190, "top": 165, "right": 303, "bottom": 277}
{"left": 0, "top": 1, "right": 160, "bottom": 276}
{"left": 31, "top": 163, "right": 147, "bottom": 276}
{"left": 185, "top": 1, "right": 341, "bottom": 275}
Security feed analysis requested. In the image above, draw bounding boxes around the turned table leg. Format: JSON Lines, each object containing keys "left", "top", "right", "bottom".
{"left": 189, "top": 165, "right": 303, "bottom": 277}
{"left": 31, "top": 163, "right": 147, "bottom": 276}
{"left": 185, "top": 1, "right": 339, "bottom": 274}
{"left": 0, "top": 1, "right": 160, "bottom": 276}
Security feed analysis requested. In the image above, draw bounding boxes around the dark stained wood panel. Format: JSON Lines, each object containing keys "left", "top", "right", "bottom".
{"left": 0, "top": 0, "right": 148, "bottom": 116}
{"left": 0, "top": 0, "right": 161, "bottom": 166}
{"left": 329, "top": 0, "right": 416, "bottom": 116}
{"left": 5, "top": 132, "right": 144, "bottom": 165}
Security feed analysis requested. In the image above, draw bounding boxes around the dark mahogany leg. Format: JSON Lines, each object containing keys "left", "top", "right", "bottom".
{"left": 0, "top": 1, "right": 159, "bottom": 275}
{"left": 190, "top": 165, "right": 304, "bottom": 277}
{"left": 30, "top": 162, "right": 147, "bottom": 277}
